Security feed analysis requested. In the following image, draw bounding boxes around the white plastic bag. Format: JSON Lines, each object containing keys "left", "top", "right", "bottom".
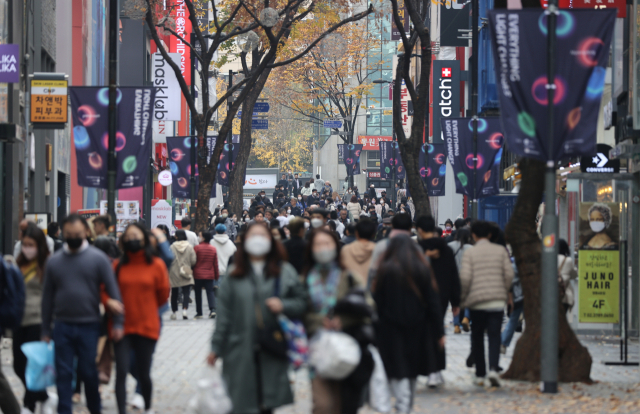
{"left": 188, "top": 367, "right": 233, "bottom": 414}
{"left": 368, "top": 345, "right": 391, "bottom": 413}
{"left": 309, "top": 330, "right": 361, "bottom": 380}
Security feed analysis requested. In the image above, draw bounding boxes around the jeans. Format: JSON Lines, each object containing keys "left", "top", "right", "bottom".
{"left": 114, "top": 335, "right": 157, "bottom": 413}
{"left": 453, "top": 308, "right": 471, "bottom": 326}
{"left": 0, "top": 342, "right": 21, "bottom": 414}
{"left": 501, "top": 301, "right": 524, "bottom": 348}
{"left": 171, "top": 285, "right": 191, "bottom": 313}
{"left": 389, "top": 378, "right": 416, "bottom": 413}
{"left": 469, "top": 310, "right": 503, "bottom": 378}
{"left": 12, "top": 325, "right": 50, "bottom": 411}
{"left": 53, "top": 322, "right": 101, "bottom": 414}
{"left": 194, "top": 279, "right": 216, "bottom": 315}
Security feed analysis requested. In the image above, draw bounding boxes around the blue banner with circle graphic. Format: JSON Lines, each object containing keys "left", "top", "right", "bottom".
{"left": 488, "top": 9, "right": 615, "bottom": 162}
{"left": 419, "top": 143, "right": 447, "bottom": 197}
{"left": 379, "top": 141, "right": 406, "bottom": 180}
{"left": 69, "top": 87, "right": 155, "bottom": 189}
{"left": 166, "top": 136, "right": 216, "bottom": 199}
{"left": 442, "top": 118, "right": 503, "bottom": 198}
{"left": 338, "top": 144, "right": 363, "bottom": 176}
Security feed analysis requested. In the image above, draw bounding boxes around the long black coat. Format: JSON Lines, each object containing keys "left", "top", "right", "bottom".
{"left": 283, "top": 236, "right": 306, "bottom": 274}
{"left": 373, "top": 270, "right": 444, "bottom": 379}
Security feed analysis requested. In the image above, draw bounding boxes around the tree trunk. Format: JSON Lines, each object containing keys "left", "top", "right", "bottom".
{"left": 502, "top": 158, "right": 592, "bottom": 382}
{"left": 229, "top": 68, "right": 273, "bottom": 218}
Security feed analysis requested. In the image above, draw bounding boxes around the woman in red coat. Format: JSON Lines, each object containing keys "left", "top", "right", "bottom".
{"left": 193, "top": 230, "right": 219, "bottom": 318}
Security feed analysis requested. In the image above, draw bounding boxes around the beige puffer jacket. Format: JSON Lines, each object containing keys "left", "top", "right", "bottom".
{"left": 169, "top": 241, "right": 197, "bottom": 287}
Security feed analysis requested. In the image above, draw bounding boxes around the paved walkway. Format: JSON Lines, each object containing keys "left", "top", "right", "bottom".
{"left": 2, "top": 302, "right": 639, "bottom": 414}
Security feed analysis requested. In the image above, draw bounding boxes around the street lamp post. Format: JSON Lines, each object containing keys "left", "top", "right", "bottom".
{"left": 107, "top": 0, "right": 119, "bottom": 235}
{"left": 471, "top": 0, "right": 479, "bottom": 220}
{"left": 373, "top": 78, "right": 398, "bottom": 209}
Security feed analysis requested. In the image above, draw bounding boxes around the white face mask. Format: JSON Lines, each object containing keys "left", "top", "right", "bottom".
{"left": 311, "top": 218, "right": 324, "bottom": 228}
{"left": 287, "top": 209, "right": 291, "bottom": 214}
{"left": 313, "top": 249, "right": 336, "bottom": 264}
{"left": 22, "top": 246, "right": 38, "bottom": 261}
{"left": 245, "top": 235, "right": 272, "bottom": 257}
{"left": 590, "top": 221, "right": 606, "bottom": 233}
{"left": 446, "top": 226, "right": 452, "bottom": 231}
{"left": 221, "top": 214, "right": 228, "bottom": 219}
{"left": 245, "top": 217, "right": 251, "bottom": 222}
{"left": 304, "top": 222, "right": 310, "bottom": 229}
{"left": 298, "top": 197, "right": 302, "bottom": 201}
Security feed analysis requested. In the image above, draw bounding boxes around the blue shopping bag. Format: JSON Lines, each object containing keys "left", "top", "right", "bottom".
{"left": 21, "top": 341, "right": 56, "bottom": 391}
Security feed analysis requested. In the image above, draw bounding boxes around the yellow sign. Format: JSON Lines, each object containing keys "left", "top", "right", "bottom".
{"left": 578, "top": 250, "right": 619, "bottom": 323}
{"left": 31, "top": 79, "right": 68, "bottom": 123}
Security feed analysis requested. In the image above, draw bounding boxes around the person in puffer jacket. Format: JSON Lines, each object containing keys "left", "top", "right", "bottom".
{"left": 193, "top": 231, "right": 219, "bottom": 319}
{"left": 210, "top": 223, "right": 237, "bottom": 277}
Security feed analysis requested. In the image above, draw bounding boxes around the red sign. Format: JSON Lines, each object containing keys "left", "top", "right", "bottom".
{"left": 441, "top": 67, "right": 452, "bottom": 78}
{"left": 540, "top": 0, "right": 625, "bottom": 17}
{"left": 169, "top": 0, "right": 192, "bottom": 85}
{"left": 358, "top": 135, "right": 392, "bottom": 151}
{"left": 368, "top": 171, "right": 381, "bottom": 178}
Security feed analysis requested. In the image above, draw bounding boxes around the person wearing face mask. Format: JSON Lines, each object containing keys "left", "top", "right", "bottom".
{"left": 208, "top": 223, "right": 306, "bottom": 414}
{"left": 310, "top": 209, "right": 328, "bottom": 230}
{"left": 283, "top": 197, "right": 302, "bottom": 217}
{"left": 41, "top": 214, "right": 124, "bottom": 414}
{"left": 13, "top": 223, "right": 57, "bottom": 414}
{"left": 193, "top": 231, "right": 219, "bottom": 319}
{"left": 219, "top": 208, "right": 237, "bottom": 242}
{"left": 582, "top": 203, "right": 618, "bottom": 249}
{"left": 110, "top": 223, "right": 170, "bottom": 414}
{"left": 347, "top": 195, "right": 362, "bottom": 223}
{"left": 169, "top": 230, "right": 197, "bottom": 320}
{"left": 442, "top": 219, "right": 454, "bottom": 238}
{"left": 302, "top": 229, "right": 374, "bottom": 414}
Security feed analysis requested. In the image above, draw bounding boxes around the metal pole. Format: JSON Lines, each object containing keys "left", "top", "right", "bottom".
{"left": 190, "top": 33, "right": 197, "bottom": 222}
{"left": 392, "top": 82, "right": 397, "bottom": 209}
{"left": 471, "top": 0, "right": 479, "bottom": 220}
{"left": 227, "top": 70, "right": 233, "bottom": 178}
{"left": 540, "top": 1, "right": 559, "bottom": 394}
{"left": 107, "top": 0, "right": 119, "bottom": 236}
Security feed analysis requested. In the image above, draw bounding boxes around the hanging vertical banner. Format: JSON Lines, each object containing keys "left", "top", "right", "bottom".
{"left": 577, "top": 202, "right": 620, "bottom": 323}
{"left": 209, "top": 134, "right": 240, "bottom": 186}
{"left": 488, "top": 9, "right": 616, "bottom": 162}
{"left": 442, "top": 117, "right": 503, "bottom": 198}
{"left": 432, "top": 60, "right": 461, "bottom": 144}
{"left": 69, "top": 87, "right": 155, "bottom": 189}
{"left": 169, "top": 0, "right": 192, "bottom": 85}
{"left": 167, "top": 136, "right": 217, "bottom": 198}
{"left": 419, "top": 143, "right": 447, "bottom": 196}
{"left": 399, "top": 79, "right": 412, "bottom": 138}
{"left": 338, "top": 144, "right": 363, "bottom": 176}
{"left": 152, "top": 52, "right": 182, "bottom": 121}
{"left": 391, "top": 0, "right": 409, "bottom": 40}
{"left": 379, "top": 141, "right": 406, "bottom": 180}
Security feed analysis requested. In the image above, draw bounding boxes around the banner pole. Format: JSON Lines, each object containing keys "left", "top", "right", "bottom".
{"left": 471, "top": 0, "right": 479, "bottom": 220}
{"left": 190, "top": 33, "right": 197, "bottom": 225}
{"left": 541, "top": 2, "right": 559, "bottom": 394}
{"left": 107, "top": 0, "right": 119, "bottom": 236}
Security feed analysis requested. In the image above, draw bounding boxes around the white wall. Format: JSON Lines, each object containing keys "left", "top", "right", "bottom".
{"left": 437, "top": 162, "right": 464, "bottom": 225}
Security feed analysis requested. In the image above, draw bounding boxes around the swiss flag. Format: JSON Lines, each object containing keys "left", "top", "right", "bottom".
{"left": 441, "top": 67, "right": 452, "bottom": 78}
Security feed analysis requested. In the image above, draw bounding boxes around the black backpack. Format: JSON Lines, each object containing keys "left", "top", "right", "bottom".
{"left": 0, "top": 259, "right": 26, "bottom": 334}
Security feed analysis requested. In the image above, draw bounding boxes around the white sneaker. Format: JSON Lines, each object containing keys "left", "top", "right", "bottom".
{"left": 427, "top": 372, "right": 441, "bottom": 388}
{"left": 437, "top": 371, "right": 445, "bottom": 384}
{"left": 487, "top": 370, "right": 501, "bottom": 387}
{"left": 472, "top": 376, "right": 485, "bottom": 387}
{"left": 182, "top": 310, "right": 188, "bottom": 320}
{"left": 500, "top": 344, "right": 507, "bottom": 354}
{"left": 170, "top": 312, "right": 177, "bottom": 320}
{"left": 130, "top": 393, "right": 145, "bottom": 410}
{"left": 41, "top": 392, "right": 58, "bottom": 414}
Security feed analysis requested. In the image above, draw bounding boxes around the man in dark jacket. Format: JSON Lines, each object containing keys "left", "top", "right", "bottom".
{"left": 291, "top": 173, "right": 301, "bottom": 197}
{"left": 283, "top": 218, "right": 307, "bottom": 274}
{"left": 283, "top": 197, "right": 302, "bottom": 217}
{"left": 416, "top": 215, "right": 461, "bottom": 388}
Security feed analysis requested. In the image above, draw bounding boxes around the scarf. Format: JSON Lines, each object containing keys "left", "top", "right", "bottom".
{"left": 307, "top": 264, "right": 341, "bottom": 316}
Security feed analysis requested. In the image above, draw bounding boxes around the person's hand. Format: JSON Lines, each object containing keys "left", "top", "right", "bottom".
{"left": 106, "top": 299, "right": 124, "bottom": 315}
{"left": 426, "top": 249, "right": 440, "bottom": 259}
{"left": 452, "top": 307, "right": 460, "bottom": 317}
{"left": 207, "top": 352, "right": 218, "bottom": 366}
{"left": 438, "top": 336, "right": 446, "bottom": 350}
{"left": 41, "top": 335, "right": 51, "bottom": 344}
{"left": 150, "top": 228, "right": 167, "bottom": 243}
{"left": 265, "top": 297, "right": 283, "bottom": 314}
{"left": 112, "top": 328, "right": 124, "bottom": 342}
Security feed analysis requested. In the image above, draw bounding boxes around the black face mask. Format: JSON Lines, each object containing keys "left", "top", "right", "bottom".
{"left": 66, "top": 237, "right": 83, "bottom": 249}
{"left": 124, "top": 240, "right": 143, "bottom": 253}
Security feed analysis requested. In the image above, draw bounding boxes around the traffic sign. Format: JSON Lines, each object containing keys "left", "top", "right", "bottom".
{"left": 254, "top": 102, "right": 270, "bottom": 112}
{"left": 237, "top": 110, "right": 266, "bottom": 118}
{"left": 252, "top": 119, "right": 268, "bottom": 129}
{"left": 323, "top": 118, "right": 343, "bottom": 129}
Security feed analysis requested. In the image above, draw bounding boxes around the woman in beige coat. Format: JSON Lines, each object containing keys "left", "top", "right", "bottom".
{"left": 346, "top": 195, "right": 362, "bottom": 221}
{"left": 169, "top": 229, "right": 197, "bottom": 319}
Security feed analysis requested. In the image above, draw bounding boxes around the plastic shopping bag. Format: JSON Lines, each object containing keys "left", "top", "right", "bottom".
{"left": 21, "top": 341, "right": 56, "bottom": 391}
{"left": 368, "top": 345, "right": 391, "bottom": 413}
{"left": 278, "top": 315, "right": 309, "bottom": 370}
{"left": 309, "top": 330, "right": 361, "bottom": 380}
{"left": 188, "top": 367, "right": 233, "bottom": 414}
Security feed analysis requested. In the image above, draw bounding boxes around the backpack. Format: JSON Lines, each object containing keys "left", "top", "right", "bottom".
{"left": 0, "top": 258, "right": 26, "bottom": 333}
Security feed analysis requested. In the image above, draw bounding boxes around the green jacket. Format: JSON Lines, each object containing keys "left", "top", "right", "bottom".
{"left": 211, "top": 262, "right": 307, "bottom": 413}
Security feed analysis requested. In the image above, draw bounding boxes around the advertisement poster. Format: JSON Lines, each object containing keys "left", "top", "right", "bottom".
{"left": 69, "top": 87, "right": 156, "bottom": 189}
{"left": 166, "top": 136, "right": 216, "bottom": 199}
{"left": 488, "top": 9, "right": 616, "bottom": 161}
{"left": 77, "top": 209, "right": 100, "bottom": 219}
{"left": 442, "top": 117, "right": 503, "bottom": 198}
{"left": 150, "top": 199, "right": 173, "bottom": 231}
{"left": 578, "top": 202, "right": 620, "bottom": 323}
{"left": 379, "top": 141, "right": 405, "bottom": 180}
{"left": 100, "top": 200, "right": 140, "bottom": 232}
{"left": 419, "top": 143, "right": 447, "bottom": 197}
{"left": 338, "top": 144, "right": 363, "bottom": 176}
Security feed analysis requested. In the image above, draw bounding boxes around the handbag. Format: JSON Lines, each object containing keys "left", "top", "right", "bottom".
{"left": 309, "top": 330, "right": 361, "bottom": 380}
{"left": 180, "top": 265, "right": 193, "bottom": 279}
{"left": 278, "top": 314, "right": 309, "bottom": 369}
{"left": 252, "top": 275, "right": 288, "bottom": 359}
